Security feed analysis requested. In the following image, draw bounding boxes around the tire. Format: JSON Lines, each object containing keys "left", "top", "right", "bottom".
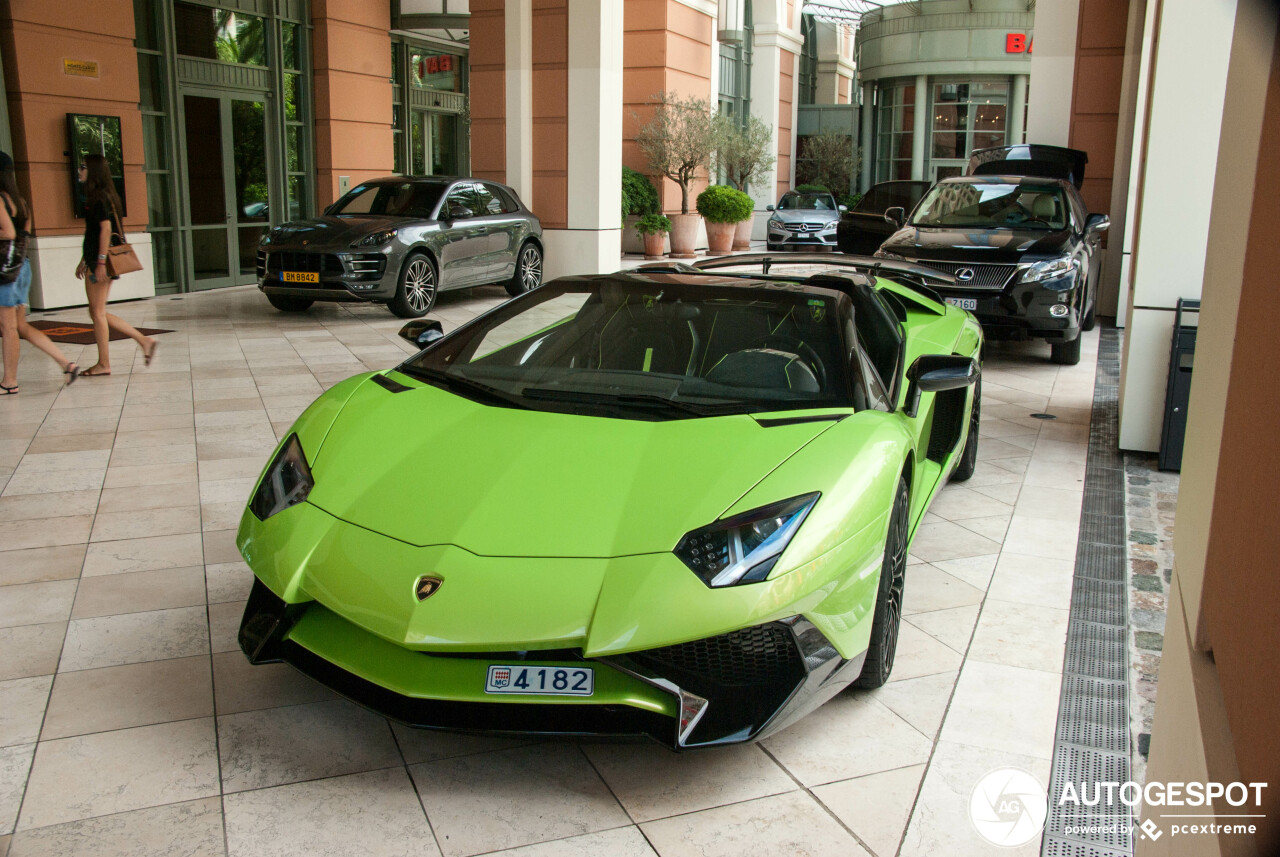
{"left": 505, "top": 242, "right": 543, "bottom": 297}
{"left": 1051, "top": 334, "right": 1082, "bottom": 366}
{"left": 266, "top": 294, "right": 313, "bottom": 313}
{"left": 767, "top": 242, "right": 781, "bottom": 252}
{"left": 950, "top": 379, "right": 981, "bottom": 482}
{"left": 854, "top": 476, "right": 909, "bottom": 689}
{"left": 1081, "top": 285, "right": 1097, "bottom": 332}
{"left": 389, "top": 252, "right": 436, "bottom": 319}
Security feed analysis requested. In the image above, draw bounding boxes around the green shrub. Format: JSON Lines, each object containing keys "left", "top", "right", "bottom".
{"left": 636, "top": 213, "right": 672, "bottom": 235}
{"left": 696, "top": 185, "right": 753, "bottom": 223}
{"left": 795, "top": 183, "right": 830, "bottom": 194}
{"left": 839, "top": 193, "right": 863, "bottom": 210}
{"left": 622, "top": 166, "right": 659, "bottom": 219}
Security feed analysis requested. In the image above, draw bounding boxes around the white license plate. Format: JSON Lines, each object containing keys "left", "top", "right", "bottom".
{"left": 945, "top": 297, "right": 978, "bottom": 311}
{"left": 485, "top": 665, "right": 594, "bottom": 696}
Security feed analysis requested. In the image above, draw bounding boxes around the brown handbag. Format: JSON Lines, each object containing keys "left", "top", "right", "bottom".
{"left": 104, "top": 197, "right": 143, "bottom": 277}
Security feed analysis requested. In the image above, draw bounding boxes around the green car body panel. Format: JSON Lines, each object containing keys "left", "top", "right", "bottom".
{"left": 236, "top": 266, "right": 983, "bottom": 747}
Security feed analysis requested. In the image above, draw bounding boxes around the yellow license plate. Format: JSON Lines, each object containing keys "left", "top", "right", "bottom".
{"left": 282, "top": 271, "right": 318, "bottom": 283}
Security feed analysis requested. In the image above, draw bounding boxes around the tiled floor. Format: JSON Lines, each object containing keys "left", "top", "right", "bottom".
{"left": 0, "top": 279, "right": 1099, "bottom": 857}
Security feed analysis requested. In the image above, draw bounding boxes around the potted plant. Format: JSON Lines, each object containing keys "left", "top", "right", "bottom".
{"left": 635, "top": 92, "right": 719, "bottom": 258}
{"left": 621, "top": 166, "right": 659, "bottom": 255}
{"left": 696, "top": 185, "right": 753, "bottom": 255}
{"left": 717, "top": 115, "right": 775, "bottom": 250}
{"left": 635, "top": 213, "right": 672, "bottom": 259}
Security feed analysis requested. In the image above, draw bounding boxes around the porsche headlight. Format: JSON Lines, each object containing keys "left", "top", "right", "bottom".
{"left": 249, "top": 434, "right": 313, "bottom": 520}
{"left": 353, "top": 229, "right": 398, "bottom": 249}
{"left": 674, "top": 493, "right": 819, "bottom": 588}
{"left": 1021, "top": 256, "right": 1074, "bottom": 284}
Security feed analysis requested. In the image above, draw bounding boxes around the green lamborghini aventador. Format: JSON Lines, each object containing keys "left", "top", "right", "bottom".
{"left": 236, "top": 253, "right": 983, "bottom": 749}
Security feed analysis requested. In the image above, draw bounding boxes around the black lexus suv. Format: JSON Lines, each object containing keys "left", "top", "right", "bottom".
{"left": 875, "top": 145, "right": 1109, "bottom": 365}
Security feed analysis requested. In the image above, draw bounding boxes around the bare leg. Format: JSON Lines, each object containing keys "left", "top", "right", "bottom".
{"left": 85, "top": 276, "right": 114, "bottom": 373}
{"left": 0, "top": 305, "right": 18, "bottom": 389}
{"left": 15, "top": 306, "right": 75, "bottom": 373}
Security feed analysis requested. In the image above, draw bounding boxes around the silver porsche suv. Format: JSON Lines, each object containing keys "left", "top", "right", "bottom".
{"left": 256, "top": 177, "right": 543, "bottom": 318}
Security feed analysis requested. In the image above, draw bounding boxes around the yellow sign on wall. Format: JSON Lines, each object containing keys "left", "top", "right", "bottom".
{"left": 63, "top": 60, "right": 99, "bottom": 78}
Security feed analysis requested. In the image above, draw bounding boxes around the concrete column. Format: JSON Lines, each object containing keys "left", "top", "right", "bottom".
{"left": 505, "top": 0, "right": 533, "bottom": 204}
{"left": 1117, "top": 0, "right": 1239, "bottom": 452}
{"left": 541, "top": 0, "right": 623, "bottom": 280}
{"left": 860, "top": 82, "right": 874, "bottom": 190}
{"left": 1008, "top": 74, "right": 1028, "bottom": 144}
{"left": 910, "top": 73, "right": 927, "bottom": 180}
{"left": 1025, "top": 0, "right": 1081, "bottom": 146}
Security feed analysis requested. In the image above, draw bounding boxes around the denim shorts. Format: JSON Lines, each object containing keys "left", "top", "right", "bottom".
{"left": 0, "top": 259, "right": 32, "bottom": 308}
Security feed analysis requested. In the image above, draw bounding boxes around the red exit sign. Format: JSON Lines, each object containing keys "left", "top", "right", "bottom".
{"left": 1006, "top": 33, "right": 1034, "bottom": 53}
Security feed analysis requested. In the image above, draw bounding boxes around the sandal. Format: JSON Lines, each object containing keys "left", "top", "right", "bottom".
{"left": 64, "top": 362, "right": 79, "bottom": 385}
{"left": 0, "top": 383, "right": 17, "bottom": 395}
{"left": 81, "top": 365, "right": 111, "bottom": 377}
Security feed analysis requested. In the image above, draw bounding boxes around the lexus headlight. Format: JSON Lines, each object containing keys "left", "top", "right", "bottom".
{"left": 1021, "top": 256, "right": 1074, "bottom": 284}
{"left": 353, "top": 229, "right": 398, "bottom": 249}
{"left": 674, "top": 493, "right": 819, "bottom": 587}
{"left": 249, "top": 434, "right": 314, "bottom": 520}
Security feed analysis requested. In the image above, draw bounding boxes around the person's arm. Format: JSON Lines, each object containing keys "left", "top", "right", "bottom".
{"left": 95, "top": 217, "right": 111, "bottom": 281}
{"left": 0, "top": 197, "right": 14, "bottom": 241}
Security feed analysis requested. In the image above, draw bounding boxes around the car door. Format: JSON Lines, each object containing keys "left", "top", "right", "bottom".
{"left": 436, "top": 182, "right": 489, "bottom": 287}
{"left": 481, "top": 183, "right": 527, "bottom": 282}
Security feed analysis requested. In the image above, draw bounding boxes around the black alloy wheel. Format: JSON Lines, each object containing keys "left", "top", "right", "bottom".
{"left": 950, "top": 379, "right": 981, "bottom": 482}
{"left": 854, "top": 476, "right": 910, "bottom": 689}
{"left": 505, "top": 242, "right": 543, "bottom": 296}
{"left": 266, "top": 294, "right": 314, "bottom": 313}
{"left": 389, "top": 252, "right": 437, "bottom": 319}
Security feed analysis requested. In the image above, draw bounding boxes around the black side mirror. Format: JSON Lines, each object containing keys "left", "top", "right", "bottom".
{"left": 903, "top": 355, "right": 979, "bottom": 418}
{"left": 884, "top": 207, "right": 906, "bottom": 229}
{"left": 399, "top": 320, "right": 444, "bottom": 349}
{"left": 1085, "top": 213, "right": 1110, "bottom": 234}
{"left": 448, "top": 204, "right": 473, "bottom": 220}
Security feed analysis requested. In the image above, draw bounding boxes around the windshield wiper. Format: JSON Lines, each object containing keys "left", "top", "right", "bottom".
{"left": 521, "top": 387, "right": 739, "bottom": 416}
{"left": 395, "top": 365, "right": 529, "bottom": 409}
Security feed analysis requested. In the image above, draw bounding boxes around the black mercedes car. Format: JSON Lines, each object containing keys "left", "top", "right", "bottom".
{"left": 876, "top": 145, "right": 1108, "bottom": 365}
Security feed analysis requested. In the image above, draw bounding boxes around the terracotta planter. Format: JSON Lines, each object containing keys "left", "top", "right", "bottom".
{"left": 733, "top": 217, "right": 754, "bottom": 251}
{"left": 705, "top": 221, "right": 735, "bottom": 255}
{"left": 642, "top": 232, "right": 666, "bottom": 259}
{"left": 669, "top": 213, "right": 700, "bottom": 258}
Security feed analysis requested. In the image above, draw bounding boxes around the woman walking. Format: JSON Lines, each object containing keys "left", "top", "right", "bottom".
{"left": 0, "top": 151, "right": 78, "bottom": 394}
{"left": 76, "top": 154, "right": 156, "bottom": 376}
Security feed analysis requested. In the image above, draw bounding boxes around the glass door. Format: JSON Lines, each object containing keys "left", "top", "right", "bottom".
{"left": 180, "top": 91, "right": 273, "bottom": 290}
{"left": 409, "top": 110, "right": 459, "bottom": 176}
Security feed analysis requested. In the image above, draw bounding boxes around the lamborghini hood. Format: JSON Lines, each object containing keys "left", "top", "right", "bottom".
{"left": 302, "top": 377, "right": 841, "bottom": 558}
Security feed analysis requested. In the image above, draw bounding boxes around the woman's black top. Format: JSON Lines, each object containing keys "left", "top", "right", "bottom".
{"left": 82, "top": 198, "right": 117, "bottom": 264}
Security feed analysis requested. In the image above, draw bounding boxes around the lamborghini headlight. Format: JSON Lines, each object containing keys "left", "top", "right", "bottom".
{"left": 352, "top": 229, "right": 398, "bottom": 249}
{"left": 1021, "top": 256, "right": 1074, "bottom": 284}
{"left": 249, "top": 434, "right": 313, "bottom": 520}
{"left": 674, "top": 493, "right": 819, "bottom": 588}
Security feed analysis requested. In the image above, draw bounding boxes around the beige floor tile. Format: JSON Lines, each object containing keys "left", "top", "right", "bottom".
{"left": 203, "top": 529, "right": 243, "bottom": 564}
{"left": 0, "top": 581, "right": 77, "bottom": 629}
{"left": 206, "top": 561, "right": 254, "bottom": 604}
{"left": 763, "top": 693, "right": 932, "bottom": 787}
{"left": 898, "top": 741, "right": 1049, "bottom": 857}
{"left": 223, "top": 767, "right": 436, "bottom": 857}
{"left": 102, "top": 461, "right": 199, "bottom": 489}
{"left": 209, "top": 600, "right": 245, "bottom": 653}
{"left": 986, "top": 553, "right": 1076, "bottom": 610}
{"left": 34, "top": 407, "right": 123, "bottom": 438}
{"left": 905, "top": 604, "right": 980, "bottom": 654}
{"left": 11, "top": 450, "right": 111, "bottom": 473}
{"left": 1022, "top": 455, "right": 1086, "bottom": 489}
{"left": 0, "top": 676, "right": 53, "bottom": 747}
{"left": 211, "top": 652, "right": 336, "bottom": 715}
{"left": 199, "top": 477, "right": 256, "bottom": 505}
{"left": 927, "top": 486, "right": 1013, "bottom": 522}
{"left": 0, "top": 623, "right": 66, "bottom": 681}
{"left": 954, "top": 514, "right": 1011, "bottom": 543}
{"left": 390, "top": 724, "right": 531, "bottom": 765}
{"left": 218, "top": 699, "right": 402, "bottom": 793}
{"left": 640, "top": 790, "right": 869, "bottom": 857}
{"left": 0, "top": 516, "right": 93, "bottom": 551}
{"left": 959, "top": 465, "right": 1025, "bottom": 489}
{"left": 71, "top": 567, "right": 207, "bottom": 619}
{"left": 1030, "top": 437, "right": 1088, "bottom": 463}
{"left": 890, "top": 621, "right": 965, "bottom": 681}
{"left": 970, "top": 481, "right": 1022, "bottom": 505}
{"left": 59, "top": 606, "right": 209, "bottom": 672}
{"left": 115, "top": 413, "right": 196, "bottom": 434}
{"left": 0, "top": 744, "right": 36, "bottom": 835}
{"left": 198, "top": 457, "right": 267, "bottom": 483}
{"left": 967, "top": 599, "right": 1069, "bottom": 674}
{"left": 813, "top": 764, "right": 926, "bottom": 857}
{"left": 1013, "top": 484, "right": 1084, "bottom": 521}
{"left": 873, "top": 671, "right": 959, "bottom": 741}
{"left": 201, "top": 501, "right": 246, "bottom": 532}
{"left": 6, "top": 797, "right": 224, "bottom": 857}
{"left": 479, "top": 827, "right": 656, "bottom": 857}
{"left": 929, "top": 554, "right": 998, "bottom": 591}
{"left": 16, "top": 718, "right": 220, "bottom": 831}
{"left": 82, "top": 532, "right": 205, "bottom": 577}
{"left": 0, "top": 490, "right": 100, "bottom": 523}
{"left": 902, "top": 565, "right": 984, "bottom": 615}
{"left": 408, "top": 743, "right": 628, "bottom": 857}
{"left": 41, "top": 656, "right": 213, "bottom": 740}
{"left": 108, "top": 444, "right": 196, "bottom": 470}
{"left": 90, "top": 505, "right": 201, "bottom": 543}
{"left": 193, "top": 397, "right": 264, "bottom": 415}
{"left": 96, "top": 482, "right": 201, "bottom": 514}
{"left": 907, "top": 521, "right": 1002, "bottom": 564}
{"left": 1001, "top": 513, "right": 1080, "bottom": 561}
{"left": 582, "top": 742, "right": 794, "bottom": 823}
{"left": 938, "top": 660, "right": 1062, "bottom": 760}
{"left": 975, "top": 438, "right": 1031, "bottom": 461}
{"left": 194, "top": 409, "right": 271, "bottom": 429}
{"left": 24, "top": 433, "right": 115, "bottom": 454}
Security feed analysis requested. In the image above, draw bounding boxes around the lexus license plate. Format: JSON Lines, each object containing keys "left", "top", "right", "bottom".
{"left": 485, "top": 665, "right": 594, "bottom": 696}
{"left": 282, "top": 271, "right": 318, "bottom": 283}
{"left": 945, "top": 297, "right": 978, "bottom": 311}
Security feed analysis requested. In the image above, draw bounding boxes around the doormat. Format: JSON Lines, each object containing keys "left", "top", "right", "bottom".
{"left": 0, "top": 320, "right": 173, "bottom": 345}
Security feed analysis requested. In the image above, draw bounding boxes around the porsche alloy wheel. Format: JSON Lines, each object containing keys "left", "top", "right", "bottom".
{"left": 506, "top": 243, "right": 543, "bottom": 296}
{"left": 854, "top": 477, "right": 909, "bottom": 689}
{"left": 390, "top": 254, "right": 437, "bottom": 319}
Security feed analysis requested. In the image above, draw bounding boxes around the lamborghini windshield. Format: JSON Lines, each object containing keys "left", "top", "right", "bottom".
{"left": 911, "top": 182, "right": 1068, "bottom": 230}
{"left": 399, "top": 275, "right": 854, "bottom": 419}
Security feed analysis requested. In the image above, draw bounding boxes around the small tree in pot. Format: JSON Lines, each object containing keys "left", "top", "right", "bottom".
{"left": 635, "top": 92, "right": 719, "bottom": 257}
{"left": 635, "top": 213, "right": 672, "bottom": 260}
{"left": 716, "top": 115, "right": 775, "bottom": 250}
{"left": 696, "top": 185, "right": 753, "bottom": 255}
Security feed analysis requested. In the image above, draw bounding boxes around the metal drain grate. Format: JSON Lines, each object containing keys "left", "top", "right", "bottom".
{"left": 1042, "top": 326, "right": 1134, "bottom": 857}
